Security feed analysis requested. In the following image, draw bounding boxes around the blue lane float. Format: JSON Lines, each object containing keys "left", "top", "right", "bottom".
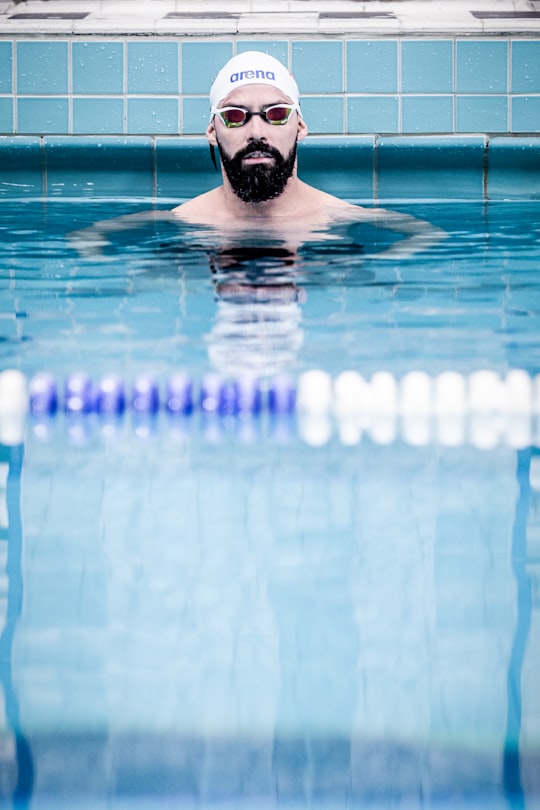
{"left": 65, "top": 372, "right": 95, "bottom": 414}
{"left": 131, "top": 375, "right": 160, "bottom": 414}
{"left": 6, "top": 369, "right": 540, "bottom": 416}
{"left": 28, "top": 372, "right": 58, "bottom": 416}
{"left": 24, "top": 371, "right": 296, "bottom": 418}
{"left": 8, "top": 368, "right": 540, "bottom": 420}
{"left": 1, "top": 368, "right": 540, "bottom": 449}
{"left": 165, "top": 372, "right": 194, "bottom": 415}
{"left": 267, "top": 373, "right": 296, "bottom": 414}
{"left": 96, "top": 374, "right": 126, "bottom": 415}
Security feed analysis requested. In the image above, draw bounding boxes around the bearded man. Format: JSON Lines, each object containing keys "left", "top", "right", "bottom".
{"left": 173, "top": 51, "right": 365, "bottom": 230}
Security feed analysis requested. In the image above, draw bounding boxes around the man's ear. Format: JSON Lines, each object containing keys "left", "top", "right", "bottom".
{"left": 206, "top": 120, "right": 218, "bottom": 147}
{"left": 297, "top": 115, "right": 308, "bottom": 143}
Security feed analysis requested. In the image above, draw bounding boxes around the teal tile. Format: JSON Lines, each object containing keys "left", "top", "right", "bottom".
{"left": 401, "top": 41, "right": 453, "bottom": 93}
{"left": 18, "top": 98, "right": 69, "bottom": 134}
{"left": 487, "top": 137, "right": 540, "bottom": 199}
{"left": 0, "top": 98, "right": 13, "bottom": 133}
{"left": 182, "top": 97, "right": 210, "bottom": 135}
{"left": 17, "top": 41, "right": 68, "bottom": 95}
{"left": 456, "top": 41, "right": 507, "bottom": 94}
{"left": 347, "top": 97, "right": 398, "bottom": 134}
{"left": 127, "top": 98, "right": 179, "bottom": 135}
{"left": 512, "top": 41, "right": 540, "bottom": 93}
{"left": 73, "top": 42, "right": 124, "bottom": 95}
{"left": 299, "top": 136, "right": 374, "bottom": 201}
{"left": 457, "top": 96, "right": 508, "bottom": 133}
{"left": 155, "top": 137, "right": 220, "bottom": 199}
{"left": 347, "top": 41, "right": 397, "bottom": 94}
{"left": 402, "top": 96, "right": 453, "bottom": 133}
{"left": 512, "top": 97, "right": 540, "bottom": 133}
{"left": 73, "top": 98, "right": 124, "bottom": 135}
{"left": 182, "top": 42, "right": 233, "bottom": 95}
{"left": 128, "top": 42, "right": 178, "bottom": 94}
{"left": 0, "top": 136, "right": 43, "bottom": 197}
{"left": 377, "top": 136, "right": 486, "bottom": 201}
{"left": 300, "top": 97, "right": 344, "bottom": 135}
{"left": 237, "top": 41, "right": 288, "bottom": 65}
{"left": 292, "top": 41, "right": 342, "bottom": 94}
{"left": 43, "top": 136, "right": 154, "bottom": 197}
{"left": 0, "top": 42, "right": 12, "bottom": 93}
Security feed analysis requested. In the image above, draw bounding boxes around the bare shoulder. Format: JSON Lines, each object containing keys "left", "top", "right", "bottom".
{"left": 295, "top": 182, "right": 368, "bottom": 220}
{"left": 171, "top": 189, "right": 223, "bottom": 222}
{"left": 318, "top": 193, "right": 377, "bottom": 223}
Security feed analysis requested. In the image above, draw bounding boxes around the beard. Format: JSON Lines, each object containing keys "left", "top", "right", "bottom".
{"left": 217, "top": 138, "right": 297, "bottom": 204}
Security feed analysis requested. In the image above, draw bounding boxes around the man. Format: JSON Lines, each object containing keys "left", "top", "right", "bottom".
{"left": 172, "top": 50, "right": 446, "bottom": 253}
{"left": 70, "top": 50, "right": 445, "bottom": 256}
{"left": 173, "top": 50, "right": 355, "bottom": 231}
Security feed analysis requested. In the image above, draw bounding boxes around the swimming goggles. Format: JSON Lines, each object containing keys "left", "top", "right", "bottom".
{"left": 212, "top": 103, "right": 299, "bottom": 128}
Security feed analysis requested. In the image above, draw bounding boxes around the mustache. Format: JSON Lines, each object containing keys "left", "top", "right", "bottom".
{"left": 235, "top": 140, "right": 282, "bottom": 162}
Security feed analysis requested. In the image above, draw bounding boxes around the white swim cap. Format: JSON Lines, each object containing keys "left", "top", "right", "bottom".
{"left": 209, "top": 51, "right": 300, "bottom": 109}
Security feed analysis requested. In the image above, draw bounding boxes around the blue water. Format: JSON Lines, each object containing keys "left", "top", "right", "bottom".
{"left": 0, "top": 198, "right": 539, "bottom": 809}
{"left": 2, "top": 199, "right": 540, "bottom": 379}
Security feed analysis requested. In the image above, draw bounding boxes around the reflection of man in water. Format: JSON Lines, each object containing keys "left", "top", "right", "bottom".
{"left": 207, "top": 242, "right": 305, "bottom": 378}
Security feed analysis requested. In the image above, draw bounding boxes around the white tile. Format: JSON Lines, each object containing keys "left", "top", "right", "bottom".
{"left": 93, "top": 0, "right": 168, "bottom": 13}
{"left": 292, "top": 0, "right": 393, "bottom": 10}
{"left": 5, "top": 0, "right": 101, "bottom": 11}
{"left": 173, "top": 0, "right": 250, "bottom": 10}
{"left": 154, "top": 16, "right": 240, "bottom": 33}
{"left": 237, "top": 12, "right": 318, "bottom": 33}
{"left": 318, "top": 17, "right": 403, "bottom": 35}
{"left": 0, "top": 18, "right": 77, "bottom": 33}
{"left": 72, "top": 17, "right": 159, "bottom": 34}
{"left": 206, "top": 0, "right": 263, "bottom": 10}
{"left": 477, "top": 19, "right": 540, "bottom": 33}
{"left": 247, "top": 1, "right": 293, "bottom": 11}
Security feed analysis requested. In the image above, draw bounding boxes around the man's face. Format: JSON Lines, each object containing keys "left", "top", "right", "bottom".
{"left": 207, "top": 84, "right": 308, "bottom": 204}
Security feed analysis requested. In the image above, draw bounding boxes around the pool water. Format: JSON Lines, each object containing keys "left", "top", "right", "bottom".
{"left": 0, "top": 198, "right": 539, "bottom": 809}
{"left": 2, "top": 199, "right": 540, "bottom": 380}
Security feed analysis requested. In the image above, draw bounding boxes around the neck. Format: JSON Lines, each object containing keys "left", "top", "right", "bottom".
{"left": 220, "top": 173, "right": 307, "bottom": 220}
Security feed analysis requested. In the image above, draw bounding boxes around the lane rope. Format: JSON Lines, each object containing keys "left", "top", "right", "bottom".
{"left": 0, "top": 368, "right": 538, "bottom": 448}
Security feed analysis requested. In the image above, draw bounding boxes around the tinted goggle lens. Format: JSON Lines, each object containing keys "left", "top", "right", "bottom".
{"left": 214, "top": 104, "right": 296, "bottom": 128}
{"left": 265, "top": 105, "right": 293, "bottom": 123}
{"left": 222, "top": 107, "right": 248, "bottom": 126}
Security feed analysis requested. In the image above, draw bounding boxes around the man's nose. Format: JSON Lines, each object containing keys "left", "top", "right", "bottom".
{"left": 246, "top": 113, "right": 267, "bottom": 138}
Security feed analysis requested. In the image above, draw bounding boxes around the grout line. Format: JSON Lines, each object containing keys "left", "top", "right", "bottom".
{"left": 373, "top": 132, "right": 379, "bottom": 204}
{"left": 68, "top": 39, "right": 73, "bottom": 135}
{"left": 12, "top": 39, "right": 17, "bottom": 135}
{"left": 152, "top": 135, "right": 157, "bottom": 199}
{"left": 397, "top": 39, "right": 402, "bottom": 134}
{"left": 342, "top": 39, "right": 347, "bottom": 135}
{"left": 177, "top": 42, "right": 184, "bottom": 135}
{"left": 123, "top": 39, "right": 127, "bottom": 136}
{"left": 40, "top": 135, "right": 46, "bottom": 197}
{"left": 452, "top": 38, "right": 456, "bottom": 134}
{"left": 508, "top": 38, "right": 512, "bottom": 133}
{"left": 484, "top": 133, "right": 490, "bottom": 200}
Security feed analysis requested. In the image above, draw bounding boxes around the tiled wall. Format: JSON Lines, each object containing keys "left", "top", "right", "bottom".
{"left": 1, "top": 134, "right": 539, "bottom": 202}
{"left": 0, "top": 37, "right": 539, "bottom": 136}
